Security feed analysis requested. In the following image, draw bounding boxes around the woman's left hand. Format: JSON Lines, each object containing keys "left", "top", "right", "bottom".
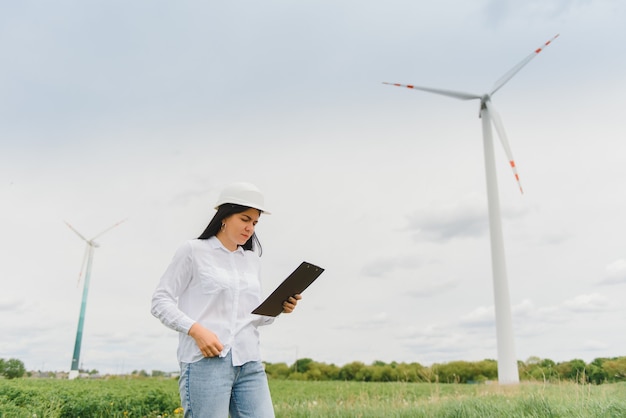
{"left": 282, "top": 294, "right": 302, "bottom": 314}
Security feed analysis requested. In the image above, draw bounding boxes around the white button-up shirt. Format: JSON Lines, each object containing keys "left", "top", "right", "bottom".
{"left": 151, "top": 236, "right": 273, "bottom": 366}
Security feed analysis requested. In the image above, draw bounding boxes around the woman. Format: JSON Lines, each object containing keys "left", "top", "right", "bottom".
{"left": 151, "top": 182, "right": 301, "bottom": 418}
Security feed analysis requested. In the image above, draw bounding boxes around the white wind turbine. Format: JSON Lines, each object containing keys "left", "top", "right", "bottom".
{"left": 65, "top": 219, "right": 125, "bottom": 380}
{"left": 384, "top": 35, "right": 558, "bottom": 385}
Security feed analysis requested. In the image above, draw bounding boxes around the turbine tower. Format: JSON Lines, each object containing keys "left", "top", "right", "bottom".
{"left": 384, "top": 35, "right": 558, "bottom": 384}
{"left": 65, "top": 219, "right": 125, "bottom": 380}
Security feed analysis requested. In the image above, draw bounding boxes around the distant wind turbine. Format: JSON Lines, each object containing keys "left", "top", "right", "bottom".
{"left": 65, "top": 219, "right": 125, "bottom": 380}
{"left": 384, "top": 34, "right": 558, "bottom": 385}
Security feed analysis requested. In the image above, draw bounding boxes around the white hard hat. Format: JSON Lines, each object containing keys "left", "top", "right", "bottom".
{"left": 214, "top": 182, "right": 271, "bottom": 214}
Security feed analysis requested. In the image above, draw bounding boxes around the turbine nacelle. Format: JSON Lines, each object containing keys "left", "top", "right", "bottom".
{"left": 479, "top": 95, "right": 491, "bottom": 114}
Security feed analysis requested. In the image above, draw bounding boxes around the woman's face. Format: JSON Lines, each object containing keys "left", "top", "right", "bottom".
{"left": 218, "top": 207, "right": 261, "bottom": 251}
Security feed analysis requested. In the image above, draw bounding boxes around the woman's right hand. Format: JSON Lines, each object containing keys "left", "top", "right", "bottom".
{"left": 188, "top": 323, "right": 224, "bottom": 357}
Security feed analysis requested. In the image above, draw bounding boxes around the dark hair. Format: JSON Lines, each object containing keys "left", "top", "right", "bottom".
{"left": 198, "top": 204, "right": 263, "bottom": 255}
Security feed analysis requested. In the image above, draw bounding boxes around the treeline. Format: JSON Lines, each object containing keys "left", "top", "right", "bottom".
{"left": 6, "top": 355, "right": 626, "bottom": 384}
{"left": 264, "top": 356, "right": 626, "bottom": 385}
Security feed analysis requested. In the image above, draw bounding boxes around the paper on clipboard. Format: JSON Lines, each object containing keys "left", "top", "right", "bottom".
{"left": 252, "top": 262, "right": 324, "bottom": 317}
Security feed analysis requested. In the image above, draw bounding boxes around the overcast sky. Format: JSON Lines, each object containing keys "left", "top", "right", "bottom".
{"left": 1, "top": 0, "right": 625, "bottom": 375}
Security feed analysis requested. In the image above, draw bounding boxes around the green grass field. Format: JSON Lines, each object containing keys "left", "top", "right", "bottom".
{"left": 1, "top": 378, "right": 625, "bottom": 417}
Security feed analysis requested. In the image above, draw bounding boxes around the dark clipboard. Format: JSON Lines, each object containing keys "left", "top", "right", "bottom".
{"left": 252, "top": 261, "right": 324, "bottom": 317}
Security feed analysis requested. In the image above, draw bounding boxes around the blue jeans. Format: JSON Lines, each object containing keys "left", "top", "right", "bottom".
{"left": 179, "top": 351, "right": 275, "bottom": 418}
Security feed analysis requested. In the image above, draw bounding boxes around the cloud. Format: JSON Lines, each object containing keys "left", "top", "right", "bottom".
{"left": 562, "top": 293, "right": 609, "bottom": 313}
{"left": 407, "top": 203, "right": 488, "bottom": 242}
{"left": 0, "top": 298, "right": 26, "bottom": 312}
{"left": 582, "top": 340, "right": 608, "bottom": 351}
{"left": 459, "top": 306, "right": 494, "bottom": 327}
{"left": 333, "top": 312, "right": 393, "bottom": 332}
{"left": 483, "top": 0, "right": 581, "bottom": 26}
{"left": 458, "top": 296, "right": 610, "bottom": 337}
{"left": 599, "top": 259, "right": 626, "bottom": 285}
{"left": 408, "top": 279, "right": 458, "bottom": 298}
{"left": 400, "top": 325, "right": 470, "bottom": 353}
{"left": 518, "top": 295, "right": 611, "bottom": 324}
{"left": 512, "top": 299, "right": 535, "bottom": 317}
{"left": 370, "top": 312, "right": 390, "bottom": 324}
{"left": 361, "top": 254, "right": 421, "bottom": 278}
{"left": 406, "top": 200, "right": 529, "bottom": 243}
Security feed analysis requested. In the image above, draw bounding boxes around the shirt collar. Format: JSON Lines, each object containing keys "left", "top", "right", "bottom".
{"left": 208, "top": 235, "right": 245, "bottom": 254}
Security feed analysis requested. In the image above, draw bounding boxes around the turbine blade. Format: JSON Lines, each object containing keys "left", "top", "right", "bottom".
{"left": 77, "top": 245, "right": 89, "bottom": 287}
{"left": 91, "top": 218, "right": 127, "bottom": 240}
{"left": 65, "top": 221, "right": 89, "bottom": 243}
{"left": 490, "top": 34, "right": 559, "bottom": 96}
{"left": 383, "top": 82, "right": 480, "bottom": 100}
{"left": 484, "top": 101, "right": 523, "bottom": 194}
